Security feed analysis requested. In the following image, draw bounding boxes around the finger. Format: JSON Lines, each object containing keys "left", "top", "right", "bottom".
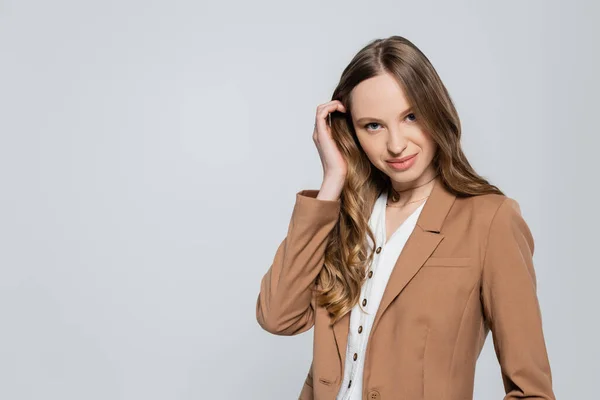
{"left": 314, "top": 102, "right": 346, "bottom": 143}
{"left": 316, "top": 102, "right": 346, "bottom": 126}
{"left": 317, "top": 100, "right": 346, "bottom": 114}
{"left": 332, "top": 101, "right": 347, "bottom": 113}
{"left": 315, "top": 110, "right": 333, "bottom": 138}
{"left": 317, "top": 105, "right": 345, "bottom": 131}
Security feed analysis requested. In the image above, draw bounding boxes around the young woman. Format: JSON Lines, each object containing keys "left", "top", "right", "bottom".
{"left": 256, "top": 35, "right": 555, "bottom": 400}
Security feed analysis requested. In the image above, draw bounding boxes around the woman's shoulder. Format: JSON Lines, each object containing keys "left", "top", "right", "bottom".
{"left": 456, "top": 192, "right": 520, "bottom": 213}
{"left": 452, "top": 192, "right": 526, "bottom": 231}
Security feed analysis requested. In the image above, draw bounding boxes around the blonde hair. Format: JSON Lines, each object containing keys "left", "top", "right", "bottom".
{"left": 316, "top": 35, "right": 503, "bottom": 324}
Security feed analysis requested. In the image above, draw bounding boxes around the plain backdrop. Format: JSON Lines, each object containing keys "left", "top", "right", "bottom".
{"left": 1, "top": 0, "right": 598, "bottom": 399}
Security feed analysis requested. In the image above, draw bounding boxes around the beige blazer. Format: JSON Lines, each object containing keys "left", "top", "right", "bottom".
{"left": 256, "top": 179, "right": 555, "bottom": 400}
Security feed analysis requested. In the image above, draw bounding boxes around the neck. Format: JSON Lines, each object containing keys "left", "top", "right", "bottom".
{"left": 389, "top": 171, "right": 439, "bottom": 205}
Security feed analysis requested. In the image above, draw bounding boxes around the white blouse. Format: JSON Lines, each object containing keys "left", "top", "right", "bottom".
{"left": 335, "top": 189, "right": 427, "bottom": 400}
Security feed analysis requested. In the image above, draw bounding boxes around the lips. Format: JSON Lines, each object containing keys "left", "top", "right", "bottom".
{"left": 387, "top": 154, "right": 417, "bottom": 163}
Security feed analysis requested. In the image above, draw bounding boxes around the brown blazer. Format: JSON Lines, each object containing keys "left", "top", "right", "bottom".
{"left": 256, "top": 179, "right": 555, "bottom": 400}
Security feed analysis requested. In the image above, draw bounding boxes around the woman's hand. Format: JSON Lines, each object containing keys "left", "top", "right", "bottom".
{"left": 313, "top": 101, "right": 347, "bottom": 201}
{"left": 313, "top": 100, "right": 347, "bottom": 178}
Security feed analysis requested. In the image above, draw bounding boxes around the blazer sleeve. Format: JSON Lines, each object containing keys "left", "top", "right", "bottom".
{"left": 256, "top": 189, "right": 341, "bottom": 335}
{"left": 298, "top": 361, "right": 315, "bottom": 400}
{"left": 480, "top": 197, "right": 556, "bottom": 400}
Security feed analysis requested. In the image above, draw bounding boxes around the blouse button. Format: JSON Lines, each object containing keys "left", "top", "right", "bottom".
{"left": 368, "top": 270, "right": 373, "bottom": 278}
{"left": 348, "top": 379, "right": 352, "bottom": 388}
{"left": 368, "top": 390, "right": 381, "bottom": 400}
{"left": 375, "top": 246, "right": 382, "bottom": 254}
{"left": 353, "top": 353, "right": 358, "bottom": 361}
{"left": 358, "top": 325, "right": 363, "bottom": 333}
{"left": 362, "top": 298, "right": 367, "bottom": 306}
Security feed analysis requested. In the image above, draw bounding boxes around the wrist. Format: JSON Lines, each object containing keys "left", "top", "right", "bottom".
{"left": 318, "top": 178, "right": 344, "bottom": 201}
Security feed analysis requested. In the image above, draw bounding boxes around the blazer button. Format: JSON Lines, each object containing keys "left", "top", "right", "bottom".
{"left": 375, "top": 246, "right": 382, "bottom": 253}
{"left": 362, "top": 298, "right": 367, "bottom": 306}
{"left": 368, "top": 270, "right": 373, "bottom": 278}
{"left": 367, "top": 389, "right": 381, "bottom": 400}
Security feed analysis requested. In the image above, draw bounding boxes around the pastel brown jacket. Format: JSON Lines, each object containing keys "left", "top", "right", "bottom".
{"left": 256, "top": 179, "right": 555, "bottom": 400}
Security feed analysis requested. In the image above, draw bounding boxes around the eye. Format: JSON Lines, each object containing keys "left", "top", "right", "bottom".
{"left": 364, "top": 122, "right": 382, "bottom": 131}
{"left": 405, "top": 113, "right": 417, "bottom": 122}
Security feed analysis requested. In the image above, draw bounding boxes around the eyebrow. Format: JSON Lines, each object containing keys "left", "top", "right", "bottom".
{"left": 355, "top": 107, "right": 414, "bottom": 125}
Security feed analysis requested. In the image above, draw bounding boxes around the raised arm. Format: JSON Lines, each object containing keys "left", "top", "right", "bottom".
{"left": 256, "top": 189, "right": 341, "bottom": 335}
{"left": 480, "top": 197, "right": 556, "bottom": 400}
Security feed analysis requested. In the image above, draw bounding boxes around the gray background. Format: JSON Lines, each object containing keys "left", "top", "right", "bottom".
{"left": 1, "top": 0, "right": 597, "bottom": 398}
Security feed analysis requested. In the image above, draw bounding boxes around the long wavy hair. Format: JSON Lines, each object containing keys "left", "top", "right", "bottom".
{"left": 315, "top": 35, "right": 504, "bottom": 325}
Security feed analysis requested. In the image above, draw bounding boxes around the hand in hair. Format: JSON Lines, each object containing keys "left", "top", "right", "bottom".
{"left": 313, "top": 100, "right": 347, "bottom": 201}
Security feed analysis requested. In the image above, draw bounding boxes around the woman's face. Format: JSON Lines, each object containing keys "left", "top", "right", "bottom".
{"left": 349, "top": 72, "right": 438, "bottom": 189}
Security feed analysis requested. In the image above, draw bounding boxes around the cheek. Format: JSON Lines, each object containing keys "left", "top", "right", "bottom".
{"left": 423, "top": 137, "right": 437, "bottom": 156}
{"left": 415, "top": 130, "right": 436, "bottom": 154}
{"left": 357, "top": 136, "right": 383, "bottom": 164}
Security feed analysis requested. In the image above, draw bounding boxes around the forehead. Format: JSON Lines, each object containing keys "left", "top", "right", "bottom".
{"left": 350, "top": 73, "right": 411, "bottom": 119}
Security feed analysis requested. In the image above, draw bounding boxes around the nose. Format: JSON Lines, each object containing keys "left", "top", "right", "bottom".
{"left": 386, "top": 128, "right": 408, "bottom": 155}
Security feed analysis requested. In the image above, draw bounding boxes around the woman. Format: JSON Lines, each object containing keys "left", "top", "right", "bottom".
{"left": 256, "top": 35, "right": 555, "bottom": 400}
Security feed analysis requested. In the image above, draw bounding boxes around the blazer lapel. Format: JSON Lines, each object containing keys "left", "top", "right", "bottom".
{"left": 332, "top": 178, "right": 457, "bottom": 373}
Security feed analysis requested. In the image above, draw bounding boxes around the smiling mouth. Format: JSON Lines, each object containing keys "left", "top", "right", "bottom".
{"left": 386, "top": 153, "right": 417, "bottom": 163}
{"left": 385, "top": 153, "right": 418, "bottom": 171}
